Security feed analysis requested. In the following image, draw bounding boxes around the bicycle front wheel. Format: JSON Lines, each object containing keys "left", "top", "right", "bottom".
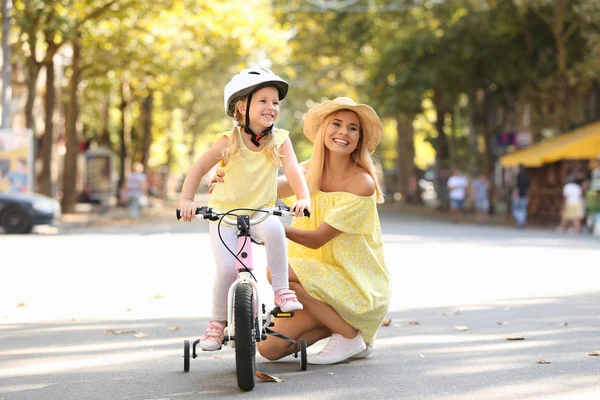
{"left": 234, "top": 284, "right": 256, "bottom": 391}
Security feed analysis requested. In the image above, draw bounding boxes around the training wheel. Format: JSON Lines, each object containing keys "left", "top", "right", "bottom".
{"left": 300, "top": 338, "right": 307, "bottom": 371}
{"left": 183, "top": 340, "right": 190, "bottom": 372}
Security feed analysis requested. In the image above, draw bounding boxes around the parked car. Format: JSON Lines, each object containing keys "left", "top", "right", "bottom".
{"left": 0, "top": 192, "right": 61, "bottom": 234}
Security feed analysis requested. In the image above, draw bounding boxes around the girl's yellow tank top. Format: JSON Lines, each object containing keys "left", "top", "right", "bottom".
{"left": 208, "top": 127, "right": 289, "bottom": 216}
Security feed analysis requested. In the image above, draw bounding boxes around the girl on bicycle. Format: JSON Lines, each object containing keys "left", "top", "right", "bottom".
{"left": 179, "top": 67, "right": 311, "bottom": 351}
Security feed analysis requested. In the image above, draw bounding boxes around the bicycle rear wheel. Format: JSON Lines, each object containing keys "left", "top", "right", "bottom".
{"left": 234, "top": 284, "right": 256, "bottom": 391}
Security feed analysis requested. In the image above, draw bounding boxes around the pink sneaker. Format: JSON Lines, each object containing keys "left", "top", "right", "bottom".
{"left": 274, "top": 288, "right": 303, "bottom": 312}
{"left": 308, "top": 332, "right": 366, "bottom": 365}
{"left": 199, "top": 320, "right": 225, "bottom": 351}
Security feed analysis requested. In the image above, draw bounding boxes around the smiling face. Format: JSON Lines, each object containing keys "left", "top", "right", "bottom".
{"left": 324, "top": 110, "right": 362, "bottom": 155}
{"left": 237, "top": 86, "right": 280, "bottom": 131}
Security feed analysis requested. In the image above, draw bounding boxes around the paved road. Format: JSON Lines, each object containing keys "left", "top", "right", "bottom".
{"left": 1, "top": 209, "right": 599, "bottom": 400}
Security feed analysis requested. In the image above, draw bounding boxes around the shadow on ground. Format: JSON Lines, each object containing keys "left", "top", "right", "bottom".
{"left": 1, "top": 292, "right": 599, "bottom": 400}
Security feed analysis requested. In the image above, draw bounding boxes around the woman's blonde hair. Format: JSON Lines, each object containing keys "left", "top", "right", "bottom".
{"left": 304, "top": 111, "right": 385, "bottom": 203}
{"left": 220, "top": 99, "right": 283, "bottom": 165}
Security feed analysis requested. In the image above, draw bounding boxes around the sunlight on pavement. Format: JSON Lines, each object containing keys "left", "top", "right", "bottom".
{"left": 0, "top": 348, "right": 175, "bottom": 378}
{"left": 0, "top": 337, "right": 182, "bottom": 357}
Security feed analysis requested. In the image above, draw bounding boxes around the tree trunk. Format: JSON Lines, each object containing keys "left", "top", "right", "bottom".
{"left": 395, "top": 114, "right": 416, "bottom": 202}
{"left": 118, "top": 78, "right": 132, "bottom": 192}
{"left": 432, "top": 90, "right": 450, "bottom": 164}
{"left": 98, "top": 93, "right": 110, "bottom": 147}
{"left": 140, "top": 91, "right": 153, "bottom": 171}
{"left": 467, "top": 91, "right": 480, "bottom": 176}
{"left": 24, "top": 59, "right": 42, "bottom": 135}
{"left": 40, "top": 60, "right": 55, "bottom": 197}
{"left": 61, "top": 32, "right": 81, "bottom": 214}
{"left": 483, "top": 88, "right": 498, "bottom": 213}
{"left": 553, "top": 0, "right": 570, "bottom": 131}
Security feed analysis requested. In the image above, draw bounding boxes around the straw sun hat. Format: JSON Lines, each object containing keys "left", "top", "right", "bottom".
{"left": 303, "top": 97, "right": 383, "bottom": 153}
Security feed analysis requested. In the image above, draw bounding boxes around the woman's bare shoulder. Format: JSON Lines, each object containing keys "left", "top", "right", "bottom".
{"left": 344, "top": 170, "right": 375, "bottom": 197}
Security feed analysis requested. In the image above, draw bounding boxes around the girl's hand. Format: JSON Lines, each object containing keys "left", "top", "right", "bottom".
{"left": 291, "top": 197, "right": 311, "bottom": 217}
{"left": 179, "top": 199, "right": 198, "bottom": 222}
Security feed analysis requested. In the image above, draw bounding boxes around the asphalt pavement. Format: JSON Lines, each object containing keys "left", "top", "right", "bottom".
{"left": 2, "top": 200, "right": 599, "bottom": 400}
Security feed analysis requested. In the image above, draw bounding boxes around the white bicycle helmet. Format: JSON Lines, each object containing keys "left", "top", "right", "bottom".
{"left": 224, "top": 67, "right": 289, "bottom": 117}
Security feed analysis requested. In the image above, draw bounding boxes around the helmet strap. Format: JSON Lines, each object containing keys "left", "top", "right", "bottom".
{"left": 243, "top": 92, "right": 273, "bottom": 147}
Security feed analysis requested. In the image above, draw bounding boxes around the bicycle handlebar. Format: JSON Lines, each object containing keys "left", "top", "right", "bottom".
{"left": 176, "top": 205, "right": 310, "bottom": 226}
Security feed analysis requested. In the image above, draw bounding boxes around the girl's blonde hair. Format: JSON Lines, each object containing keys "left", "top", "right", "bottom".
{"left": 220, "top": 99, "right": 283, "bottom": 165}
{"left": 304, "top": 111, "right": 385, "bottom": 203}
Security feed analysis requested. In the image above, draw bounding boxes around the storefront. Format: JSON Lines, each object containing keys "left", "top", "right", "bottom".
{"left": 500, "top": 121, "right": 600, "bottom": 220}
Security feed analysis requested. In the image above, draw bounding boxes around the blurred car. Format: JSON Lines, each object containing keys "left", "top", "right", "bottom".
{"left": 0, "top": 192, "right": 61, "bottom": 234}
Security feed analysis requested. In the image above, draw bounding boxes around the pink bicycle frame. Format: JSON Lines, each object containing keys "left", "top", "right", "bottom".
{"left": 224, "top": 226, "right": 263, "bottom": 342}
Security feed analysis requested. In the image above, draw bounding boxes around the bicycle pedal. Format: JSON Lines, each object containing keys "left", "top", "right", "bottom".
{"left": 271, "top": 307, "right": 294, "bottom": 318}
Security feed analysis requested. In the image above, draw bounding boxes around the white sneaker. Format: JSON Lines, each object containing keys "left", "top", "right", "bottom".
{"left": 350, "top": 342, "right": 373, "bottom": 359}
{"left": 307, "top": 333, "right": 366, "bottom": 365}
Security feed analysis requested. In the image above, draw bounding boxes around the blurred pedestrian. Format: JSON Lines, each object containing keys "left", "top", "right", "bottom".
{"left": 447, "top": 168, "right": 468, "bottom": 222}
{"left": 512, "top": 165, "right": 529, "bottom": 228}
{"left": 121, "top": 162, "right": 148, "bottom": 220}
{"left": 472, "top": 171, "right": 490, "bottom": 223}
{"left": 560, "top": 176, "right": 584, "bottom": 234}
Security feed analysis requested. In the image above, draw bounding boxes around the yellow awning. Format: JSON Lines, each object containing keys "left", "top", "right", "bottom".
{"left": 500, "top": 121, "right": 600, "bottom": 167}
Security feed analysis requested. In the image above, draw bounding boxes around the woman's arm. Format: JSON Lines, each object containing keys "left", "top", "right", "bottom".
{"left": 284, "top": 222, "right": 341, "bottom": 250}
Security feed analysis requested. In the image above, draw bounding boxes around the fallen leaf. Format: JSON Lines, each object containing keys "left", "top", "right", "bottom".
{"left": 506, "top": 337, "right": 525, "bottom": 341}
{"left": 104, "top": 329, "right": 136, "bottom": 335}
{"left": 381, "top": 318, "right": 392, "bottom": 326}
{"left": 560, "top": 322, "right": 568, "bottom": 326}
{"left": 408, "top": 320, "right": 420, "bottom": 325}
{"left": 133, "top": 332, "right": 148, "bottom": 338}
{"left": 536, "top": 359, "right": 551, "bottom": 364}
{"left": 453, "top": 325, "right": 470, "bottom": 332}
{"left": 16, "top": 303, "right": 25, "bottom": 308}
{"left": 588, "top": 351, "right": 600, "bottom": 356}
{"left": 153, "top": 294, "right": 165, "bottom": 300}
{"left": 497, "top": 321, "right": 510, "bottom": 325}
{"left": 255, "top": 371, "right": 284, "bottom": 383}
{"left": 167, "top": 325, "right": 180, "bottom": 331}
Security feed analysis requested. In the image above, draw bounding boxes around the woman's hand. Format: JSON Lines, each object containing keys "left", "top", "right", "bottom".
{"left": 291, "top": 197, "right": 311, "bottom": 217}
{"left": 207, "top": 168, "right": 225, "bottom": 194}
{"left": 179, "top": 199, "right": 198, "bottom": 222}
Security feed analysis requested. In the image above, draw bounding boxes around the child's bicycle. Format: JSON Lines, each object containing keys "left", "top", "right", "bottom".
{"left": 176, "top": 205, "right": 309, "bottom": 391}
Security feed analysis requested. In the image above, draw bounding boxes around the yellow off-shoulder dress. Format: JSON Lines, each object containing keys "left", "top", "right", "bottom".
{"left": 287, "top": 191, "right": 391, "bottom": 343}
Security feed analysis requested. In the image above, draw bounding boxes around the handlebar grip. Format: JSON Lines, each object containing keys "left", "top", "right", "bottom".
{"left": 176, "top": 207, "right": 203, "bottom": 220}
{"left": 280, "top": 205, "right": 310, "bottom": 217}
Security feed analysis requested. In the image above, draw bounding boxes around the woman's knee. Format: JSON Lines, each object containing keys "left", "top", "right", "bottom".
{"left": 258, "top": 341, "right": 288, "bottom": 361}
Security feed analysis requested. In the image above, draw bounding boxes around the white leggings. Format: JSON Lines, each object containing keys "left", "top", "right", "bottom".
{"left": 209, "top": 215, "right": 289, "bottom": 321}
